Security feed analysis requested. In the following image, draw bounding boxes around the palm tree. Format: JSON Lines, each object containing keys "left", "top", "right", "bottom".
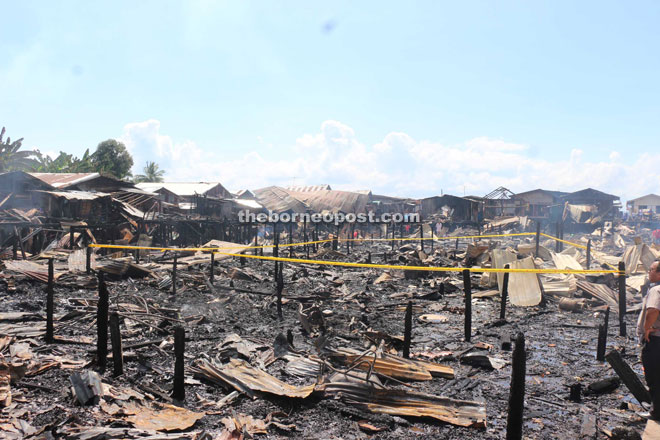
{"left": 0, "top": 127, "right": 40, "bottom": 172}
{"left": 134, "top": 161, "right": 165, "bottom": 183}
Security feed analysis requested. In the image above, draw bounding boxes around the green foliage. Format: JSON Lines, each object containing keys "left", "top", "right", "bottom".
{"left": 134, "top": 161, "right": 165, "bottom": 183}
{"left": 90, "top": 139, "right": 134, "bottom": 179}
{"left": 0, "top": 127, "right": 40, "bottom": 172}
{"left": 34, "top": 149, "right": 95, "bottom": 173}
{"left": 0, "top": 130, "right": 135, "bottom": 180}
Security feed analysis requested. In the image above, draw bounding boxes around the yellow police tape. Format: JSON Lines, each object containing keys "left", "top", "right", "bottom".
{"left": 539, "top": 233, "right": 588, "bottom": 250}
{"left": 89, "top": 231, "right": 586, "bottom": 252}
{"left": 212, "top": 251, "right": 621, "bottom": 275}
{"left": 88, "top": 230, "right": 612, "bottom": 274}
{"left": 339, "top": 232, "right": 537, "bottom": 242}
{"left": 89, "top": 238, "right": 333, "bottom": 253}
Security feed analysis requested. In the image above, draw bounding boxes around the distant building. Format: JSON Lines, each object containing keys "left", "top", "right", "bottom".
{"left": 420, "top": 195, "right": 481, "bottom": 222}
{"left": 482, "top": 187, "right": 523, "bottom": 218}
{"left": 136, "top": 182, "right": 231, "bottom": 203}
{"left": 512, "top": 189, "right": 567, "bottom": 220}
{"left": 627, "top": 194, "right": 660, "bottom": 215}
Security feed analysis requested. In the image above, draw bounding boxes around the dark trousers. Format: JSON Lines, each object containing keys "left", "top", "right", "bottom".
{"left": 642, "top": 335, "right": 660, "bottom": 417}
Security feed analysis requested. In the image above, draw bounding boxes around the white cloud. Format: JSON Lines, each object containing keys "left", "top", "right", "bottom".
{"left": 119, "top": 118, "right": 657, "bottom": 203}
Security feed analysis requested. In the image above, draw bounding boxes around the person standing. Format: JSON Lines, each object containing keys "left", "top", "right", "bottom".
{"left": 638, "top": 261, "right": 660, "bottom": 420}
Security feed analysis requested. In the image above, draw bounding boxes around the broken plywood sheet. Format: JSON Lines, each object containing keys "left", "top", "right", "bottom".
{"left": 320, "top": 381, "right": 486, "bottom": 428}
{"left": 627, "top": 275, "right": 647, "bottom": 293}
{"left": 491, "top": 248, "right": 517, "bottom": 291}
{"left": 123, "top": 402, "right": 204, "bottom": 432}
{"left": 623, "top": 244, "right": 657, "bottom": 275}
{"left": 200, "top": 240, "right": 252, "bottom": 261}
{"left": 551, "top": 252, "right": 583, "bottom": 271}
{"left": 517, "top": 243, "right": 552, "bottom": 261}
{"left": 591, "top": 250, "right": 620, "bottom": 270}
{"left": 327, "top": 350, "right": 454, "bottom": 381}
{"left": 508, "top": 256, "right": 542, "bottom": 306}
{"left": 192, "top": 358, "right": 315, "bottom": 399}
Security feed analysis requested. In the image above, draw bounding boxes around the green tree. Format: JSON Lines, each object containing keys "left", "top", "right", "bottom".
{"left": 0, "top": 127, "right": 40, "bottom": 172}
{"left": 134, "top": 161, "right": 165, "bottom": 183}
{"left": 90, "top": 139, "right": 134, "bottom": 179}
{"left": 34, "top": 149, "right": 94, "bottom": 173}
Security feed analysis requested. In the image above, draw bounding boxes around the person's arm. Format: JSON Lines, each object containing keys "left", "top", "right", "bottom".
{"left": 645, "top": 307, "right": 660, "bottom": 342}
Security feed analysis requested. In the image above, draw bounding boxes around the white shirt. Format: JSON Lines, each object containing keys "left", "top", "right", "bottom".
{"left": 637, "top": 283, "right": 660, "bottom": 340}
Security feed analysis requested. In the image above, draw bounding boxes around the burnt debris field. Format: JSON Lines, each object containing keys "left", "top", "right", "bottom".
{"left": 2, "top": 216, "right": 660, "bottom": 439}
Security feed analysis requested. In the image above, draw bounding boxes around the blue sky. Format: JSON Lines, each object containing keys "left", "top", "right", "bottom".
{"left": 2, "top": 1, "right": 660, "bottom": 200}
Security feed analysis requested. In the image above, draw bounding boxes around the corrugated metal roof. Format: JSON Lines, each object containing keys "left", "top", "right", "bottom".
{"left": 285, "top": 184, "right": 331, "bottom": 193}
{"left": 135, "top": 182, "right": 229, "bottom": 197}
{"left": 287, "top": 189, "right": 369, "bottom": 213}
{"left": 253, "top": 186, "right": 309, "bottom": 213}
{"left": 233, "top": 198, "right": 262, "bottom": 209}
{"left": 234, "top": 189, "right": 255, "bottom": 199}
{"left": 36, "top": 190, "right": 111, "bottom": 201}
{"left": 29, "top": 173, "right": 101, "bottom": 188}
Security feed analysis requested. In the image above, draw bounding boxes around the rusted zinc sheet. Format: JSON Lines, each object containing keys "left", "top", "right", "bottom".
{"left": 192, "top": 358, "right": 315, "bottom": 399}
{"left": 319, "top": 381, "right": 486, "bottom": 428}
{"left": 327, "top": 350, "right": 454, "bottom": 380}
{"left": 95, "top": 257, "right": 153, "bottom": 278}
{"left": 576, "top": 280, "right": 618, "bottom": 311}
{"left": 3, "top": 260, "right": 61, "bottom": 283}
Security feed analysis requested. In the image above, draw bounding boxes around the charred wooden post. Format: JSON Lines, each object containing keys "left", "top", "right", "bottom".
{"left": 420, "top": 223, "right": 424, "bottom": 251}
{"left": 390, "top": 223, "right": 395, "bottom": 250}
{"left": 303, "top": 218, "right": 308, "bottom": 257}
{"left": 274, "top": 228, "right": 280, "bottom": 281}
{"left": 172, "top": 326, "right": 185, "bottom": 402}
{"left": 12, "top": 235, "right": 17, "bottom": 260}
{"left": 334, "top": 226, "right": 339, "bottom": 251}
{"left": 86, "top": 245, "right": 92, "bottom": 273}
{"left": 569, "top": 383, "right": 582, "bottom": 403}
{"left": 97, "top": 272, "right": 109, "bottom": 372}
{"left": 606, "top": 349, "right": 652, "bottom": 404}
{"left": 45, "top": 258, "right": 54, "bottom": 343}
{"left": 172, "top": 255, "right": 178, "bottom": 295}
{"left": 555, "top": 222, "right": 560, "bottom": 252}
{"left": 430, "top": 227, "right": 434, "bottom": 252}
{"left": 455, "top": 238, "right": 459, "bottom": 250}
{"left": 596, "top": 324, "right": 607, "bottom": 362}
{"left": 500, "top": 264, "right": 510, "bottom": 321}
{"left": 506, "top": 332, "right": 526, "bottom": 440}
{"left": 289, "top": 222, "right": 293, "bottom": 258}
{"left": 535, "top": 221, "right": 540, "bottom": 258}
{"left": 586, "top": 239, "right": 591, "bottom": 269}
{"left": 209, "top": 252, "right": 215, "bottom": 283}
{"left": 367, "top": 251, "right": 371, "bottom": 264}
{"left": 109, "top": 312, "right": 123, "bottom": 376}
{"left": 314, "top": 224, "right": 319, "bottom": 252}
{"left": 559, "top": 222, "right": 564, "bottom": 252}
{"left": 276, "top": 262, "right": 284, "bottom": 319}
{"left": 70, "top": 226, "right": 75, "bottom": 250}
{"left": 618, "top": 262, "right": 626, "bottom": 337}
{"left": 403, "top": 300, "right": 413, "bottom": 359}
{"left": 596, "top": 306, "right": 610, "bottom": 361}
{"left": 463, "top": 269, "right": 472, "bottom": 342}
